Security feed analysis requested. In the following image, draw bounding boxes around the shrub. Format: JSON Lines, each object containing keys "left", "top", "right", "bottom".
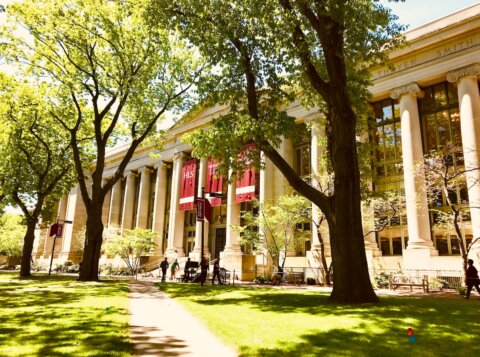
{"left": 457, "top": 286, "right": 467, "bottom": 296}
{"left": 429, "top": 278, "right": 448, "bottom": 291}
{"left": 374, "top": 272, "right": 392, "bottom": 289}
{"left": 254, "top": 276, "right": 268, "bottom": 284}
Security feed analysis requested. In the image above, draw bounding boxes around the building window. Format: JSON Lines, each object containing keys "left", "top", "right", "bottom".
{"left": 294, "top": 222, "right": 311, "bottom": 256}
{"left": 419, "top": 82, "right": 470, "bottom": 240}
{"left": 377, "top": 228, "right": 407, "bottom": 256}
{"left": 184, "top": 211, "right": 196, "bottom": 256}
{"left": 371, "top": 99, "right": 407, "bottom": 255}
{"left": 419, "top": 82, "right": 460, "bottom": 152}
{"left": 372, "top": 99, "right": 402, "bottom": 179}
{"left": 293, "top": 124, "right": 311, "bottom": 178}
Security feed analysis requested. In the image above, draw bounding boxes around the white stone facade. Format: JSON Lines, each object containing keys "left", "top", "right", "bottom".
{"left": 34, "top": 4, "right": 480, "bottom": 279}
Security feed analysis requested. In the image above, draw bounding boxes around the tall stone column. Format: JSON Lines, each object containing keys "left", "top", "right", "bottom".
{"left": 222, "top": 170, "right": 244, "bottom": 278}
{"left": 309, "top": 123, "right": 331, "bottom": 257}
{"left": 166, "top": 152, "right": 186, "bottom": 258}
{"left": 390, "top": 83, "right": 437, "bottom": 267}
{"left": 136, "top": 167, "right": 152, "bottom": 229}
{"left": 274, "top": 137, "right": 293, "bottom": 197}
{"left": 258, "top": 151, "right": 274, "bottom": 268}
{"left": 260, "top": 151, "right": 274, "bottom": 204}
{"left": 193, "top": 158, "right": 209, "bottom": 259}
{"left": 448, "top": 65, "right": 480, "bottom": 256}
{"left": 152, "top": 163, "right": 168, "bottom": 256}
{"left": 101, "top": 179, "right": 111, "bottom": 227}
{"left": 121, "top": 171, "right": 137, "bottom": 230}
{"left": 108, "top": 179, "right": 123, "bottom": 228}
{"left": 224, "top": 170, "right": 242, "bottom": 253}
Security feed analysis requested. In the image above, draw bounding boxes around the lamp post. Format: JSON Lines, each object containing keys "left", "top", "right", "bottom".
{"left": 196, "top": 187, "right": 220, "bottom": 285}
{"left": 200, "top": 187, "right": 206, "bottom": 286}
{"left": 48, "top": 218, "right": 72, "bottom": 276}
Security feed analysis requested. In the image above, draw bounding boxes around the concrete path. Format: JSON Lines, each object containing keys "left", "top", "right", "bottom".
{"left": 128, "top": 280, "right": 237, "bottom": 357}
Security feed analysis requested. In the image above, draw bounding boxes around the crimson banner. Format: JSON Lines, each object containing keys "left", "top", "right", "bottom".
{"left": 179, "top": 159, "right": 197, "bottom": 211}
{"left": 236, "top": 145, "right": 256, "bottom": 203}
{"left": 205, "top": 159, "right": 223, "bottom": 206}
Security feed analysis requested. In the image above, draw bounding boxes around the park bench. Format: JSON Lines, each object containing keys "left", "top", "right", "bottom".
{"left": 389, "top": 274, "right": 429, "bottom": 293}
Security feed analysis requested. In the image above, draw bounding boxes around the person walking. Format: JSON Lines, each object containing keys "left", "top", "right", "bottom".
{"left": 466, "top": 259, "right": 480, "bottom": 299}
{"left": 170, "top": 259, "right": 179, "bottom": 281}
{"left": 183, "top": 258, "right": 191, "bottom": 282}
{"left": 212, "top": 259, "right": 223, "bottom": 285}
{"left": 160, "top": 258, "right": 169, "bottom": 282}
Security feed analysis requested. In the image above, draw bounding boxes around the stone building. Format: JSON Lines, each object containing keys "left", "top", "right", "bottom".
{"left": 33, "top": 4, "right": 480, "bottom": 279}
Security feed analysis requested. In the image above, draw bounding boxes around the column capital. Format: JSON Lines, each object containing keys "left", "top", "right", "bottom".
{"left": 447, "top": 63, "right": 480, "bottom": 83}
{"left": 173, "top": 151, "right": 187, "bottom": 161}
{"left": 137, "top": 166, "right": 153, "bottom": 175}
{"left": 390, "top": 83, "right": 422, "bottom": 100}
{"left": 124, "top": 170, "right": 138, "bottom": 178}
{"left": 153, "top": 161, "right": 170, "bottom": 170}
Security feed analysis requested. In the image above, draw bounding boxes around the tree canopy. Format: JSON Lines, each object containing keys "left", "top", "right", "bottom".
{"left": 0, "top": 0, "right": 206, "bottom": 280}
{"left": 149, "top": 0, "right": 405, "bottom": 303}
{"left": 0, "top": 73, "right": 76, "bottom": 276}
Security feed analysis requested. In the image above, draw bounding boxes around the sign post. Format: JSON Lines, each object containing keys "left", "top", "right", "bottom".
{"left": 48, "top": 219, "right": 71, "bottom": 276}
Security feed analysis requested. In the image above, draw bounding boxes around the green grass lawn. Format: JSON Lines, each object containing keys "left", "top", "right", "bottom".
{"left": 0, "top": 272, "right": 132, "bottom": 356}
{"left": 158, "top": 283, "right": 480, "bottom": 357}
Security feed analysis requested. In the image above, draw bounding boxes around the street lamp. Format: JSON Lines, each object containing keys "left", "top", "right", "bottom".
{"left": 196, "top": 188, "right": 222, "bottom": 285}
{"left": 48, "top": 218, "right": 72, "bottom": 276}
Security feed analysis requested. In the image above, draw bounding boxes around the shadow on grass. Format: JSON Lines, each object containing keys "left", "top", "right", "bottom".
{"left": 0, "top": 273, "right": 131, "bottom": 356}
{"left": 158, "top": 283, "right": 480, "bottom": 356}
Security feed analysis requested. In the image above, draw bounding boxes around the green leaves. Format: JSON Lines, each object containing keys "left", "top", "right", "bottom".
{"left": 0, "top": 214, "right": 25, "bottom": 257}
{"left": 103, "top": 227, "right": 156, "bottom": 276}
{"left": 0, "top": 75, "right": 76, "bottom": 219}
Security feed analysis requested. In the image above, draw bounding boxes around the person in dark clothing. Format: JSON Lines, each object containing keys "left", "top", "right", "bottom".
{"left": 183, "top": 258, "right": 191, "bottom": 282}
{"left": 466, "top": 259, "right": 480, "bottom": 299}
{"left": 212, "top": 259, "right": 223, "bottom": 285}
{"left": 159, "top": 258, "right": 169, "bottom": 283}
{"left": 200, "top": 257, "right": 208, "bottom": 285}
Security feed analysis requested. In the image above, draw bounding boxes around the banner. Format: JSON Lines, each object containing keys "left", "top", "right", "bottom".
{"left": 195, "top": 197, "right": 211, "bottom": 222}
{"left": 236, "top": 145, "right": 256, "bottom": 203}
{"left": 179, "top": 159, "right": 197, "bottom": 211}
{"left": 205, "top": 159, "right": 223, "bottom": 206}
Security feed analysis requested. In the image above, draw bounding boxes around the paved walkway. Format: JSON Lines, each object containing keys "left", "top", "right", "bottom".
{"left": 128, "top": 280, "right": 237, "bottom": 357}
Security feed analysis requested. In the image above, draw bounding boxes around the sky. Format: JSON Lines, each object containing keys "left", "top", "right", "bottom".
{"left": 379, "top": 0, "right": 480, "bottom": 29}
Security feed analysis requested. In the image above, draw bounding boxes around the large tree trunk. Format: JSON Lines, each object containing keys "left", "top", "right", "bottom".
{"left": 78, "top": 201, "right": 104, "bottom": 281}
{"left": 20, "top": 219, "right": 37, "bottom": 277}
{"left": 327, "top": 101, "right": 378, "bottom": 303}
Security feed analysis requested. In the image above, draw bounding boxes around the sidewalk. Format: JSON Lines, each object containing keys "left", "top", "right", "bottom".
{"left": 128, "top": 280, "right": 237, "bottom": 357}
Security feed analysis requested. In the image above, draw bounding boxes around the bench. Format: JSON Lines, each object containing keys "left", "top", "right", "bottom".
{"left": 287, "top": 272, "right": 304, "bottom": 286}
{"left": 389, "top": 274, "right": 429, "bottom": 293}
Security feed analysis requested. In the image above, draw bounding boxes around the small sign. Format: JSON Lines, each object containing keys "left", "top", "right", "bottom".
{"left": 196, "top": 198, "right": 205, "bottom": 221}
{"left": 56, "top": 224, "right": 64, "bottom": 238}
{"left": 49, "top": 223, "right": 58, "bottom": 237}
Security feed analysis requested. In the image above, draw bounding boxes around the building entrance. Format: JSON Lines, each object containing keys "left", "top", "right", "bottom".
{"left": 214, "top": 228, "right": 226, "bottom": 259}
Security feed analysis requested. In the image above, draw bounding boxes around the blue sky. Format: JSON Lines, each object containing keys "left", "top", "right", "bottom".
{"left": 380, "top": 0, "right": 480, "bottom": 29}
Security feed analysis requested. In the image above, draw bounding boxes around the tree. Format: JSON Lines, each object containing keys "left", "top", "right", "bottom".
{"left": 103, "top": 227, "right": 156, "bottom": 278}
{"left": 235, "top": 195, "right": 310, "bottom": 273}
{"left": 0, "top": 75, "right": 76, "bottom": 277}
{"left": 150, "top": 0, "right": 404, "bottom": 303}
{"left": 0, "top": 213, "right": 26, "bottom": 259}
{"left": 1, "top": 0, "right": 204, "bottom": 280}
{"left": 421, "top": 144, "right": 480, "bottom": 284}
